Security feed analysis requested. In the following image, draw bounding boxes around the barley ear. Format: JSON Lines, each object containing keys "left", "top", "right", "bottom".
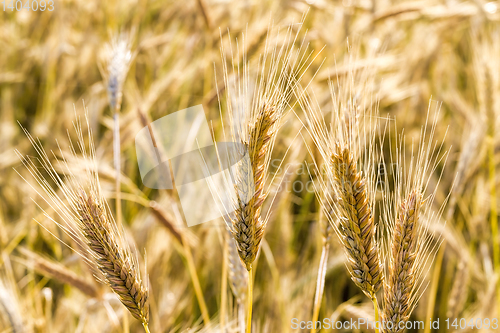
{"left": 382, "top": 190, "right": 422, "bottom": 332}
{"left": 103, "top": 33, "right": 133, "bottom": 113}
{"left": 77, "top": 192, "right": 149, "bottom": 325}
{"left": 331, "top": 143, "right": 383, "bottom": 297}
{"left": 231, "top": 105, "right": 277, "bottom": 271}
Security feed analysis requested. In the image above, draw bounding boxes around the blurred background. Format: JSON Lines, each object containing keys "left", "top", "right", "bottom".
{"left": 1, "top": 0, "right": 500, "bottom": 332}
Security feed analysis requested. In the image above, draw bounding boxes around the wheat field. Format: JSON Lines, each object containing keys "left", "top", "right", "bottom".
{"left": 1, "top": 0, "right": 500, "bottom": 332}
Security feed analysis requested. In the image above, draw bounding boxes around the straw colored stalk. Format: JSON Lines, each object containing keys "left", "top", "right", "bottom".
{"left": 16, "top": 117, "right": 150, "bottom": 332}
{"left": 311, "top": 215, "right": 333, "bottom": 333}
{"left": 137, "top": 109, "right": 210, "bottom": 327}
{"left": 0, "top": 278, "right": 25, "bottom": 333}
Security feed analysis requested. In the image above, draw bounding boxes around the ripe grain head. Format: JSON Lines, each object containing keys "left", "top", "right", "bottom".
{"left": 380, "top": 104, "right": 450, "bottom": 331}
{"left": 16, "top": 112, "right": 150, "bottom": 327}
{"left": 212, "top": 20, "right": 317, "bottom": 271}
{"left": 100, "top": 33, "right": 133, "bottom": 113}
{"left": 298, "top": 48, "right": 385, "bottom": 298}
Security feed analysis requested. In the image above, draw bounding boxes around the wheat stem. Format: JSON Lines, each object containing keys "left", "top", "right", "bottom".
{"left": 123, "top": 311, "right": 129, "bottom": 333}
{"left": 182, "top": 234, "right": 210, "bottom": 325}
{"left": 371, "top": 295, "right": 380, "bottom": 333}
{"left": 311, "top": 241, "right": 329, "bottom": 333}
{"left": 423, "top": 244, "right": 445, "bottom": 333}
{"left": 488, "top": 136, "right": 500, "bottom": 311}
{"left": 143, "top": 117, "right": 210, "bottom": 326}
{"left": 220, "top": 235, "right": 229, "bottom": 331}
{"left": 142, "top": 323, "right": 151, "bottom": 333}
{"left": 114, "top": 111, "right": 122, "bottom": 226}
{"left": 246, "top": 267, "right": 253, "bottom": 333}
{"left": 489, "top": 138, "right": 499, "bottom": 267}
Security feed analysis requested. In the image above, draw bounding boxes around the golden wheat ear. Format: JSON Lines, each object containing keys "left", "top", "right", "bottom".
{"left": 383, "top": 190, "right": 422, "bottom": 330}
{"left": 298, "top": 45, "right": 384, "bottom": 297}
{"left": 296, "top": 46, "right": 386, "bottom": 333}
{"left": 380, "top": 106, "right": 450, "bottom": 332}
{"left": 212, "top": 20, "right": 315, "bottom": 270}
{"left": 210, "top": 20, "right": 317, "bottom": 333}
{"left": 230, "top": 105, "right": 278, "bottom": 271}
{"left": 331, "top": 143, "right": 383, "bottom": 297}
{"left": 16, "top": 112, "right": 150, "bottom": 332}
{"left": 76, "top": 191, "right": 149, "bottom": 324}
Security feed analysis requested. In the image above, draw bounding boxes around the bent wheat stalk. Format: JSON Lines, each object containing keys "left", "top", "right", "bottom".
{"left": 231, "top": 105, "right": 277, "bottom": 333}
{"left": 19, "top": 247, "right": 100, "bottom": 299}
{"left": 16, "top": 114, "right": 150, "bottom": 332}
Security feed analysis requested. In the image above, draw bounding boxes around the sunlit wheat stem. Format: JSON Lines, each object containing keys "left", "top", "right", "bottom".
{"left": 182, "top": 233, "right": 210, "bottom": 325}
{"left": 246, "top": 268, "right": 253, "bottom": 333}
{"left": 372, "top": 296, "right": 380, "bottom": 333}
{"left": 311, "top": 221, "right": 332, "bottom": 333}
{"left": 220, "top": 234, "right": 229, "bottom": 331}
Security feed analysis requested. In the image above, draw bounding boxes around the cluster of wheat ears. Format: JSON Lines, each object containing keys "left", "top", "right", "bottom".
{"left": 14, "top": 23, "right": 449, "bottom": 333}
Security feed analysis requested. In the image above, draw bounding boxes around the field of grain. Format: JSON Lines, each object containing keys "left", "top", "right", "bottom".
{"left": 1, "top": 0, "right": 500, "bottom": 332}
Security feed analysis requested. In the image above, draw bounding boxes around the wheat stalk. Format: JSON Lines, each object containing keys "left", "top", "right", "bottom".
{"left": 228, "top": 233, "right": 248, "bottom": 306}
{"left": 0, "top": 276, "right": 25, "bottom": 333}
{"left": 16, "top": 114, "right": 150, "bottom": 332}
{"left": 380, "top": 106, "right": 449, "bottom": 333}
{"left": 311, "top": 214, "right": 333, "bottom": 333}
{"left": 213, "top": 20, "right": 315, "bottom": 333}
{"left": 100, "top": 33, "right": 133, "bottom": 237}
{"left": 297, "top": 46, "right": 385, "bottom": 333}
